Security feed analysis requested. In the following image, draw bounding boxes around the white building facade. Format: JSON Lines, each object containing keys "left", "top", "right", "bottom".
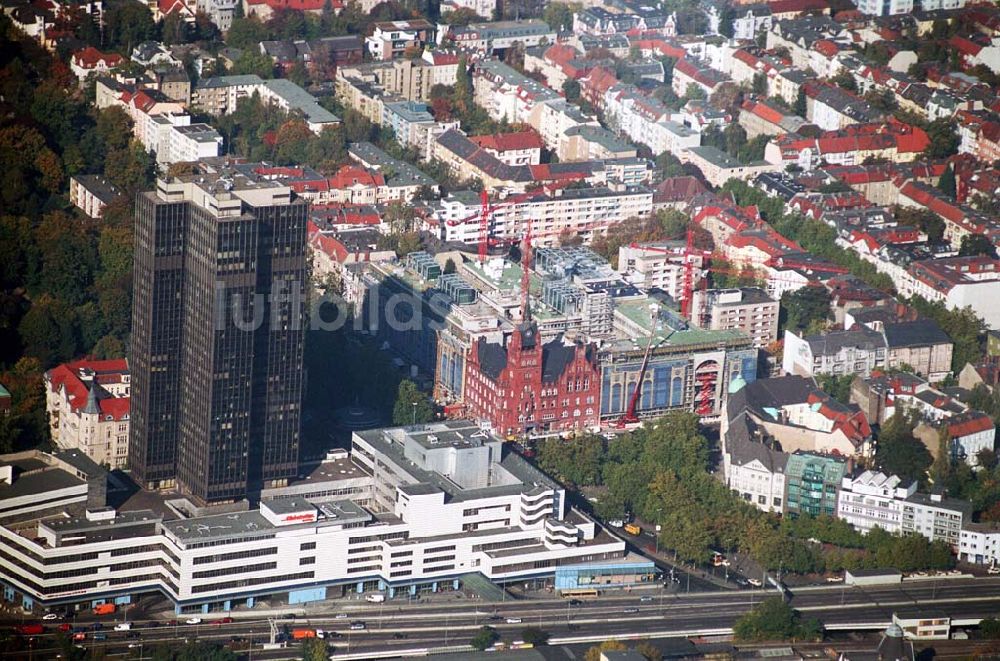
{"left": 0, "top": 422, "right": 647, "bottom": 613}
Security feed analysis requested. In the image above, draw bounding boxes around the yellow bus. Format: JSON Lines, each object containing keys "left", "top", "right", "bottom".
{"left": 624, "top": 523, "right": 642, "bottom": 536}
{"left": 560, "top": 588, "right": 599, "bottom": 599}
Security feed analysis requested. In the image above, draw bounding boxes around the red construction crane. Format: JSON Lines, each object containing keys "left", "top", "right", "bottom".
{"left": 616, "top": 307, "right": 659, "bottom": 428}
{"left": 519, "top": 204, "right": 531, "bottom": 320}
{"left": 477, "top": 188, "right": 546, "bottom": 263}
{"left": 478, "top": 189, "right": 490, "bottom": 263}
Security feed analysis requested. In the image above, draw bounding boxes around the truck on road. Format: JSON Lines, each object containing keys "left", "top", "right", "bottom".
{"left": 292, "top": 628, "right": 316, "bottom": 639}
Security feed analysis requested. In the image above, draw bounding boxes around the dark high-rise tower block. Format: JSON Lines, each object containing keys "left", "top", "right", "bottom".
{"left": 130, "top": 175, "right": 307, "bottom": 503}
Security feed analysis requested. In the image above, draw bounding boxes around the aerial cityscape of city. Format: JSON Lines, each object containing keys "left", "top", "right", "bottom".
{"left": 3, "top": 0, "right": 1000, "bottom": 658}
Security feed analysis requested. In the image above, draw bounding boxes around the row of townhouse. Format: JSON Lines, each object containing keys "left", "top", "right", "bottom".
{"left": 722, "top": 378, "right": 983, "bottom": 553}
{"left": 471, "top": 60, "right": 627, "bottom": 162}
{"left": 782, "top": 318, "right": 954, "bottom": 383}
{"left": 764, "top": 122, "right": 929, "bottom": 170}
{"left": 97, "top": 85, "right": 221, "bottom": 168}
{"left": 441, "top": 19, "right": 556, "bottom": 55}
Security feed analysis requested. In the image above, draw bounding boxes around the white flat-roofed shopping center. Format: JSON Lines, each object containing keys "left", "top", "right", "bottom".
{"left": 0, "top": 421, "right": 652, "bottom": 614}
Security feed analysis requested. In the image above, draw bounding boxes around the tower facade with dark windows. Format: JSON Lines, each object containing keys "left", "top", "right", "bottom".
{"left": 130, "top": 175, "right": 307, "bottom": 503}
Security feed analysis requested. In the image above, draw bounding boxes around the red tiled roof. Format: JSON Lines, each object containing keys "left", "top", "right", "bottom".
{"left": 45, "top": 358, "right": 129, "bottom": 420}
{"left": 944, "top": 412, "right": 994, "bottom": 438}
{"left": 470, "top": 130, "right": 544, "bottom": 152}
{"left": 813, "top": 39, "right": 840, "bottom": 58}
{"left": 948, "top": 35, "right": 983, "bottom": 56}
{"left": 742, "top": 99, "right": 785, "bottom": 125}
{"left": 158, "top": 0, "right": 194, "bottom": 15}
{"left": 544, "top": 44, "right": 579, "bottom": 66}
{"left": 328, "top": 165, "right": 385, "bottom": 189}
{"left": 72, "top": 47, "right": 123, "bottom": 70}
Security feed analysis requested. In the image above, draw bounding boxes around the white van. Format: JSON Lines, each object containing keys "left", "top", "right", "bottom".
{"left": 114, "top": 623, "right": 132, "bottom": 631}
{"left": 365, "top": 594, "right": 386, "bottom": 603}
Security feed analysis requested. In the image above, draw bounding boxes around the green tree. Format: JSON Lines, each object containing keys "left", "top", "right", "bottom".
{"left": 17, "top": 295, "right": 80, "bottom": 367}
{"left": 863, "top": 87, "right": 897, "bottom": 113}
{"left": 520, "top": 627, "right": 550, "bottom": 645}
{"left": 470, "top": 626, "right": 499, "bottom": 651}
{"left": 233, "top": 50, "right": 276, "bottom": 78}
{"left": 542, "top": 1, "right": 580, "bottom": 31}
{"left": 683, "top": 83, "right": 706, "bottom": 101}
{"left": 226, "top": 16, "right": 273, "bottom": 49}
{"left": 874, "top": 412, "right": 933, "bottom": 485}
{"left": 562, "top": 78, "right": 581, "bottom": 103}
{"left": 752, "top": 72, "right": 768, "bottom": 96}
{"left": 733, "top": 597, "right": 821, "bottom": 642}
{"left": 924, "top": 118, "right": 960, "bottom": 159}
{"left": 815, "top": 374, "right": 854, "bottom": 405}
{"left": 980, "top": 617, "right": 1000, "bottom": 639}
{"left": 441, "top": 7, "right": 486, "bottom": 24}
{"left": 537, "top": 434, "right": 606, "bottom": 486}
{"left": 392, "top": 379, "right": 433, "bottom": 425}
{"left": 830, "top": 70, "right": 857, "bottom": 92}
{"left": 103, "top": 0, "right": 157, "bottom": 51}
{"left": 959, "top": 233, "right": 996, "bottom": 258}
{"left": 894, "top": 206, "right": 945, "bottom": 243}
{"left": 299, "top": 637, "right": 328, "bottom": 661}
{"left": 724, "top": 123, "right": 748, "bottom": 159}
{"left": 937, "top": 163, "right": 956, "bottom": 198}
{"left": 454, "top": 56, "right": 473, "bottom": 115}
{"left": 794, "top": 87, "right": 807, "bottom": 117}
{"left": 780, "top": 287, "right": 831, "bottom": 335}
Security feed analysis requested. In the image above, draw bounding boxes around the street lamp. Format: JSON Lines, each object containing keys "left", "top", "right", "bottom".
{"left": 411, "top": 402, "right": 417, "bottom": 426}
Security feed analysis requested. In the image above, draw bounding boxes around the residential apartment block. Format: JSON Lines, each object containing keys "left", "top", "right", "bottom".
{"left": 69, "top": 175, "right": 122, "bottom": 219}
{"left": 690, "top": 288, "right": 780, "bottom": 349}
{"left": 194, "top": 75, "right": 340, "bottom": 134}
{"left": 837, "top": 470, "right": 970, "bottom": 548}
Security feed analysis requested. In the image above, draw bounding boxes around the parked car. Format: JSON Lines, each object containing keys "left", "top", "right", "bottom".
{"left": 185, "top": 617, "right": 202, "bottom": 625}
{"left": 988, "top": 565, "right": 1000, "bottom": 575}
{"left": 623, "top": 607, "right": 639, "bottom": 614}
{"left": 748, "top": 578, "right": 763, "bottom": 587}
{"left": 334, "top": 613, "right": 349, "bottom": 620}
{"left": 93, "top": 633, "right": 107, "bottom": 641}
{"left": 42, "top": 613, "right": 60, "bottom": 621}
{"left": 59, "top": 623, "right": 71, "bottom": 632}
{"left": 639, "top": 596, "right": 653, "bottom": 602}
{"left": 505, "top": 617, "right": 522, "bottom": 624}
{"left": 114, "top": 623, "right": 131, "bottom": 631}
{"left": 608, "top": 520, "right": 624, "bottom": 528}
